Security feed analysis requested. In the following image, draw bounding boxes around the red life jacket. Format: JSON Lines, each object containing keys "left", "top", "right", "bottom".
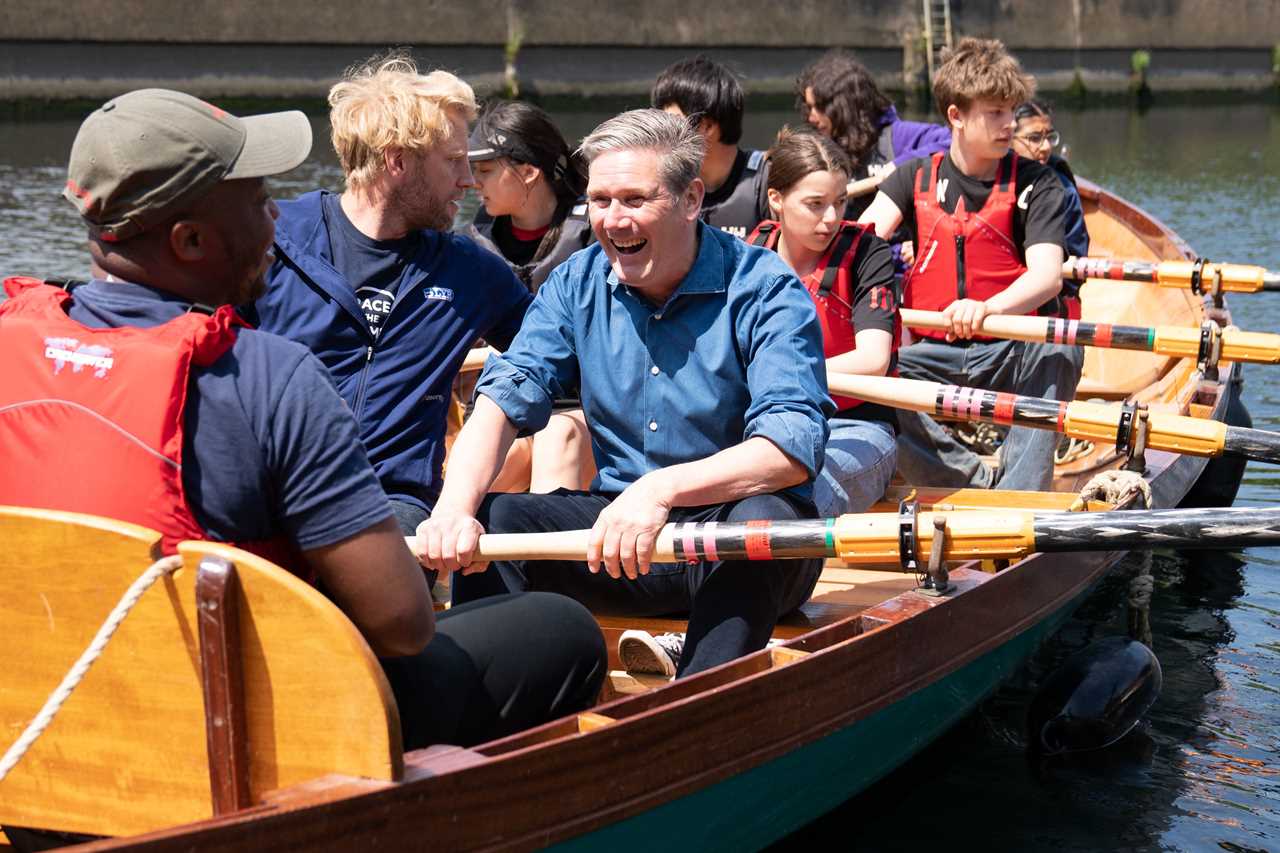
{"left": 0, "top": 277, "right": 307, "bottom": 578}
{"left": 748, "top": 220, "right": 897, "bottom": 410}
{"left": 903, "top": 152, "right": 1077, "bottom": 343}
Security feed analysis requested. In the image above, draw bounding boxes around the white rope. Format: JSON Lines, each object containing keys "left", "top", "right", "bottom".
{"left": 1069, "top": 469, "right": 1153, "bottom": 512}
{"left": 0, "top": 554, "right": 184, "bottom": 782}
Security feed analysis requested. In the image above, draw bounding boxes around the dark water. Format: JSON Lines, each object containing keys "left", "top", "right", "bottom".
{"left": 2, "top": 102, "right": 1278, "bottom": 851}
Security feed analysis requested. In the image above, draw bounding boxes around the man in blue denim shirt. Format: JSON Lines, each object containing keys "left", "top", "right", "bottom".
{"left": 418, "top": 110, "right": 833, "bottom": 679}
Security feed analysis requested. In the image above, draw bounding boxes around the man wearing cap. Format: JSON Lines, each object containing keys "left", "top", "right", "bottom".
{"left": 250, "top": 53, "right": 532, "bottom": 543}
{"left": 0, "top": 88, "right": 605, "bottom": 749}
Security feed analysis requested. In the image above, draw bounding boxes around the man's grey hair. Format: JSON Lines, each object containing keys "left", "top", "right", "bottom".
{"left": 579, "top": 108, "right": 706, "bottom": 195}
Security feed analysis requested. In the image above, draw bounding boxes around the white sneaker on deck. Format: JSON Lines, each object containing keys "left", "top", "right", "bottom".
{"left": 618, "top": 630, "right": 684, "bottom": 678}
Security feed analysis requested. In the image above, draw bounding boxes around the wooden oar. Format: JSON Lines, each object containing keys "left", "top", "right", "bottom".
{"left": 898, "top": 308, "right": 1280, "bottom": 365}
{"left": 1064, "top": 256, "right": 1280, "bottom": 293}
{"left": 826, "top": 372, "right": 1280, "bottom": 464}
{"left": 408, "top": 506, "right": 1280, "bottom": 564}
{"left": 462, "top": 346, "right": 498, "bottom": 373}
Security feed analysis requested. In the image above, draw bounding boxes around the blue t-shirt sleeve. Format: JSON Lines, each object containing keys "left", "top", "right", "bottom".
{"left": 263, "top": 351, "right": 394, "bottom": 550}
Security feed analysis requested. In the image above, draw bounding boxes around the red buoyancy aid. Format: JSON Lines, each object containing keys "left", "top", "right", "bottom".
{"left": 0, "top": 277, "right": 307, "bottom": 577}
{"left": 748, "top": 220, "right": 897, "bottom": 410}
{"left": 902, "top": 153, "right": 1081, "bottom": 342}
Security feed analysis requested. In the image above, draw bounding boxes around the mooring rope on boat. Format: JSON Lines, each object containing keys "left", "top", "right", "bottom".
{"left": 0, "top": 554, "right": 184, "bottom": 783}
{"left": 1068, "top": 469, "right": 1152, "bottom": 513}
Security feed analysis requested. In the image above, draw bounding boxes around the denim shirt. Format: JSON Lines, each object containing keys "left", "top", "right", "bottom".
{"left": 475, "top": 222, "right": 834, "bottom": 499}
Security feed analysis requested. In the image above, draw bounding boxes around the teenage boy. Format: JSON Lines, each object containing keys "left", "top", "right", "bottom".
{"left": 651, "top": 55, "right": 770, "bottom": 239}
{"left": 859, "top": 38, "right": 1081, "bottom": 491}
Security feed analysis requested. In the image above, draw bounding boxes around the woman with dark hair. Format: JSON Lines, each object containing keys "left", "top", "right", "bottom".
{"left": 796, "top": 50, "right": 950, "bottom": 218}
{"left": 465, "top": 100, "right": 593, "bottom": 291}
{"left": 1012, "top": 99, "right": 1090, "bottom": 260}
{"left": 463, "top": 100, "right": 595, "bottom": 493}
{"left": 747, "top": 127, "right": 899, "bottom": 515}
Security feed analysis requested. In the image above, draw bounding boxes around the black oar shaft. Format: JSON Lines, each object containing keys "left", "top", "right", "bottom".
{"left": 1032, "top": 506, "right": 1280, "bottom": 552}
{"left": 1223, "top": 426, "right": 1280, "bottom": 464}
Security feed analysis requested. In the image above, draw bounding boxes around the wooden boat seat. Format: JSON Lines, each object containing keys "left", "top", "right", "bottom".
{"left": 0, "top": 506, "right": 402, "bottom": 840}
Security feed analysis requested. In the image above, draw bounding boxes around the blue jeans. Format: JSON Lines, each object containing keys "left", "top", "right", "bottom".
{"left": 815, "top": 418, "right": 897, "bottom": 517}
{"left": 453, "top": 490, "right": 824, "bottom": 678}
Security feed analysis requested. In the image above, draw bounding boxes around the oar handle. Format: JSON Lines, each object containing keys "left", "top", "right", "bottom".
{"left": 461, "top": 346, "right": 498, "bottom": 374}
{"left": 898, "top": 309, "right": 1046, "bottom": 343}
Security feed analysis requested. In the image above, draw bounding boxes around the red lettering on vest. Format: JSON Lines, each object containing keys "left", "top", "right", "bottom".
{"left": 748, "top": 220, "right": 898, "bottom": 410}
{"left": 0, "top": 278, "right": 308, "bottom": 580}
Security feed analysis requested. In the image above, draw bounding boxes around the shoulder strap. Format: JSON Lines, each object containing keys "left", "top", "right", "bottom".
{"left": 996, "top": 152, "right": 1017, "bottom": 192}
{"left": 746, "top": 221, "right": 779, "bottom": 249}
{"left": 745, "top": 149, "right": 766, "bottom": 174}
{"left": 817, "top": 223, "right": 865, "bottom": 298}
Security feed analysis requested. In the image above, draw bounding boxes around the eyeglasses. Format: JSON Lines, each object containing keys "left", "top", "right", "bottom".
{"left": 1015, "top": 130, "right": 1061, "bottom": 148}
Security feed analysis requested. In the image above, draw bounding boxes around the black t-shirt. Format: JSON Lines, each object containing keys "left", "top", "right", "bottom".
{"left": 491, "top": 217, "right": 545, "bottom": 267}
{"left": 879, "top": 152, "right": 1066, "bottom": 260}
{"left": 321, "top": 193, "right": 423, "bottom": 338}
{"left": 835, "top": 232, "right": 899, "bottom": 428}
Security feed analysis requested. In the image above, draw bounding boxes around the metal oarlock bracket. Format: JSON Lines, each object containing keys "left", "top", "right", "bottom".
{"left": 897, "top": 497, "right": 920, "bottom": 578}
{"left": 1116, "top": 401, "right": 1151, "bottom": 473}
{"left": 918, "top": 515, "right": 952, "bottom": 597}
{"left": 1188, "top": 257, "right": 1207, "bottom": 296}
{"left": 1209, "top": 262, "right": 1225, "bottom": 309}
{"left": 1197, "top": 320, "right": 1223, "bottom": 382}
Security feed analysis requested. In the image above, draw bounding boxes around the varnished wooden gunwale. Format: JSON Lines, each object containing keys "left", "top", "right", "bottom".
{"left": 63, "top": 182, "right": 1232, "bottom": 851}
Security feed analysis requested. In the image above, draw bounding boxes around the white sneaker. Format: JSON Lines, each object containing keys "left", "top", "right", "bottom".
{"left": 618, "top": 630, "right": 684, "bottom": 678}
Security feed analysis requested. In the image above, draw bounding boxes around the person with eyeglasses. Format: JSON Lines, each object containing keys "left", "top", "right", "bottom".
{"left": 1012, "top": 100, "right": 1090, "bottom": 260}
{"left": 418, "top": 109, "right": 832, "bottom": 680}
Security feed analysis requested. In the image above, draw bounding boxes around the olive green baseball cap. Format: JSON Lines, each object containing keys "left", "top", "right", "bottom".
{"left": 64, "top": 88, "right": 312, "bottom": 242}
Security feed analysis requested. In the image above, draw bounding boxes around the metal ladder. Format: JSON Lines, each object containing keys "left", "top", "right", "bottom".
{"left": 922, "top": 0, "right": 954, "bottom": 84}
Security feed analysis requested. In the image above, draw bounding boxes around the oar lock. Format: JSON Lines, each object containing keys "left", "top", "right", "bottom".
{"left": 1186, "top": 257, "right": 1227, "bottom": 308}
{"left": 897, "top": 497, "right": 952, "bottom": 596}
{"left": 1115, "top": 401, "right": 1151, "bottom": 474}
{"left": 1196, "top": 320, "right": 1224, "bottom": 381}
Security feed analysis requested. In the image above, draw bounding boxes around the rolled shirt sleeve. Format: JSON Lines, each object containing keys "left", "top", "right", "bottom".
{"left": 474, "top": 264, "right": 582, "bottom": 436}
{"left": 737, "top": 267, "right": 834, "bottom": 481}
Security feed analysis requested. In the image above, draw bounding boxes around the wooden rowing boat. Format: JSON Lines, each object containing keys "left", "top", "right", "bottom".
{"left": 0, "top": 179, "right": 1246, "bottom": 852}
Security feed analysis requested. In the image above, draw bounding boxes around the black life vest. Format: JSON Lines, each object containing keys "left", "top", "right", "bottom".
{"left": 465, "top": 203, "right": 595, "bottom": 293}
{"left": 701, "top": 149, "right": 770, "bottom": 240}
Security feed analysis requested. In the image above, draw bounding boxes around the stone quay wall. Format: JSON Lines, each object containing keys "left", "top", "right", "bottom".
{"left": 2, "top": 0, "right": 1277, "bottom": 100}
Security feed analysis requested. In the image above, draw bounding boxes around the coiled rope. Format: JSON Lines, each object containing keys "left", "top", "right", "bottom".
{"left": 1068, "top": 469, "right": 1153, "bottom": 513}
{"left": 0, "top": 554, "right": 184, "bottom": 782}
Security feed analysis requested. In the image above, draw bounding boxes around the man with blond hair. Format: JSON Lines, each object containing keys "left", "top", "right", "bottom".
{"left": 252, "top": 53, "right": 532, "bottom": 538}
{"left": 859, "top": 38, "right": 1080, "bottom": 491}
{"left": 417, "top": 109, "right": 832, "bottom": 679}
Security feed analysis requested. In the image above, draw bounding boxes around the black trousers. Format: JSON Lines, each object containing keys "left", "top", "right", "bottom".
{"left": 380, "top": 591, "right": 606, "bottom": 749}
{"left": 382, "top": 499, "right": 606, "bottom": 749}
{"left": 453, "top": 490, "right": 823, "bottom": 678}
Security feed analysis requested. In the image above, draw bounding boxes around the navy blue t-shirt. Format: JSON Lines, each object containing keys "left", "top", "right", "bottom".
{"left": 321, "top": 193, "right": 421, "bottom": 338}
{"left": 66, "top": 279, "right": 392, "bottom": 550}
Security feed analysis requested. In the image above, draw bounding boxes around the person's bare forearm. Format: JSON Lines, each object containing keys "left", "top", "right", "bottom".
{"left": 640, "top": 436, "right": 810, "bottom": 509}
{"left": 984, "top": 243, "right": 1064, "bottom": 316}
{"left": 433, "top": 394, "right": 519, "bottom": 515}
